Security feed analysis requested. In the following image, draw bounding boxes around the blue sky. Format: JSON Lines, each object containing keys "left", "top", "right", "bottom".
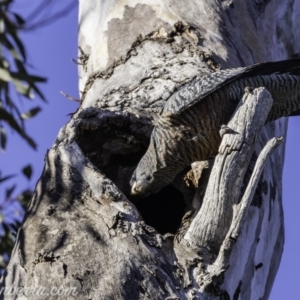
{"left": 0, "top": 2, "right": 299, "bottom": 299}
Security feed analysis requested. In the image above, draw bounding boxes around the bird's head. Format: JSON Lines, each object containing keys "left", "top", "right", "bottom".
{"left": 130, "top": 166, "right": 174, "bottom": 198}
{"left": 130, "top": 121, "right": 189, "bottom": 198}
{"left": 130, "top": 138, "right": 177, "bottom": 198}
{"left": 130, "top": 169, "right": 155, "bottom": 198}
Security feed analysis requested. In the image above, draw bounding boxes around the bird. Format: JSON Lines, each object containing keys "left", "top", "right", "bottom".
{"left": 130, "top": 59, "right": 300, "bottom": 197}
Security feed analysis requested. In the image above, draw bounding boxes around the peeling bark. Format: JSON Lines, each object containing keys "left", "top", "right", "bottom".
{"left": 1, "top": 1, "right": 299, "bottom": 299}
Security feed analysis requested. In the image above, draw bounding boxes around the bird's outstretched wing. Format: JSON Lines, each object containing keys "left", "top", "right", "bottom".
{"left": 163, "top": 58, "right": 300, "bottom": 116}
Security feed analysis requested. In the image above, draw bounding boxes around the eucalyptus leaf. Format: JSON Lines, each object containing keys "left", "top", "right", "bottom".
{"left": 22, "top": 164, "right": 32, "bottom": 180}
{"left": 12, "top": 72, "right": 47, "bottom": 83}
{"left": 5, "top": 184, "right": 16, "bottom": 199}
{"left": 0, "top": 125, "right": 6, "bottom": 150}
{"left": 3, "top": 13, "right": 26, "bottom": 61}
{"left": 32, "top": 84, "right": 47, "bottom": 102}
{"left": 0, "top": 174, "right": 15, "bottom": 184}
{"left": 1, "top": 34, "right": 21, "bottom": 61}
{"left": 13, "top": 13, "right": 25, "bottom": 26}
{"left": 0, "top": 67, "right": 12, "bottom": 82}
{"left": 0, "top": 18, "right": 4, "bottom": 34}
{"left": 21, "top": 106, "right": 41, "bottom": 120}
{"left": 0, "top": 107, "right": 37, "bottom": 149}
{"left": 10, "top": 31, "right": 26, "bottom": 61}
{"left": 11, "top": 78, "right": 34, "bottom": 99}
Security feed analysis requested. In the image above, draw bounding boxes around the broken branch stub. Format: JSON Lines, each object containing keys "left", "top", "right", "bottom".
{"left": 183, "top": 87, "right": 274, "bottom": 261}
{"left": 214, "top": 136, "right": 283, "bottom": 267}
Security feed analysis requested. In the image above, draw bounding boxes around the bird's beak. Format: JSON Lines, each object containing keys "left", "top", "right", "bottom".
{"left": 131, "top": 181, "right": 138, "bottom": 195}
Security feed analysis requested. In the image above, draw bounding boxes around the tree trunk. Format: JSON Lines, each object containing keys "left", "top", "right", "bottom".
{"left": 1, "top": 1, "right": 299, "bottom": 299}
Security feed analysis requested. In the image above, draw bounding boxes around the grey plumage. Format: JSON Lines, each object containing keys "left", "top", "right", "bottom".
{"left": 130, "top": 59, "right": 300, "bottom": 197}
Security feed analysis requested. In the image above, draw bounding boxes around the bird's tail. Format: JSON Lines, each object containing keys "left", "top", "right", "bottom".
{"left": 244, "top": 58, "right": 300, "bottom": 77}
{"left": 288, "top": 109, "right": 300, "bottom": 116}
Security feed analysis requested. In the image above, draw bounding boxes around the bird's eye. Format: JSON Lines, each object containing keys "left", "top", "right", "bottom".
{"left": 146, "top": 175, "right": 152, "bottom": 181}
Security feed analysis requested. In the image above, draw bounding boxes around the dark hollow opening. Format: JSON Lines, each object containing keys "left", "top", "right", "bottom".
{"left": 131, "top": 184, "right": 186, "bottom": 235}
{"left": 76, "top": 109, "right": 187, "bottom": 234}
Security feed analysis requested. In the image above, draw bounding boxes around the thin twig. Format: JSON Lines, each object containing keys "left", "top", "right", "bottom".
{"left": 60, "top": 91, "right": 80, "bottom": 102}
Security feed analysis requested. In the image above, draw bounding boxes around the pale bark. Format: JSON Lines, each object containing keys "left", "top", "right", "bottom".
{"left": 1, "top": 1, "right": 300, "bottom": 299}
